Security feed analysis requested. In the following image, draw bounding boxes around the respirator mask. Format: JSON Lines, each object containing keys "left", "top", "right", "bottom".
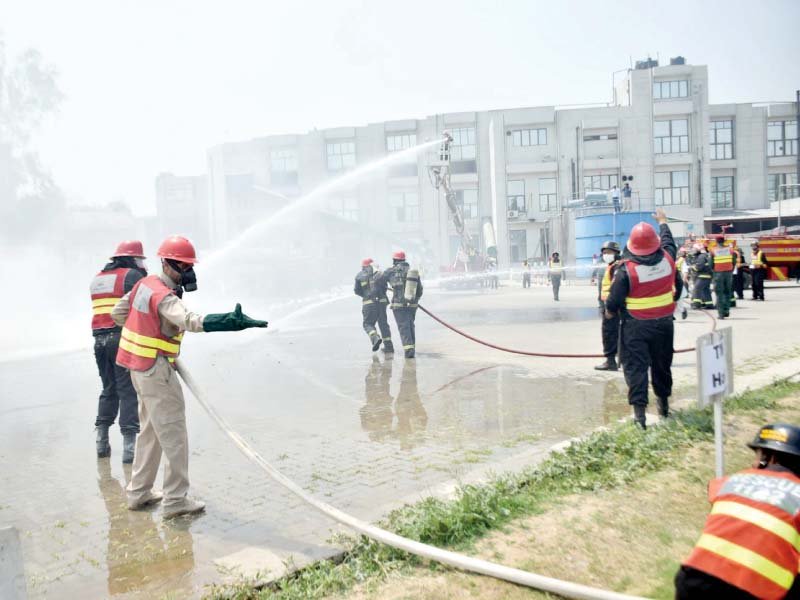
{"left": 166, "top": 259, "right": 198, "bottom": 296}
{"left": 602, "top": 253, "right": 616, "bottom": 264}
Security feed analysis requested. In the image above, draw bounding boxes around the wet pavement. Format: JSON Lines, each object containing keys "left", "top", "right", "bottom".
{"left": 2, "top": 282, "right": 799, "bottom": 598}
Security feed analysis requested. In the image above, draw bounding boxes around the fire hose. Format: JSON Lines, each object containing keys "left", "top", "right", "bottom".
{"left": 419, "top": 305, "right": 717, "bottom": 357}
{"left": 176, "top": 362, "right": 646, "bottom": 600}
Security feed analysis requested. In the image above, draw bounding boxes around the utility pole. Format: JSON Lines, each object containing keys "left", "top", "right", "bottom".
{"left": 796, "top": 89, "right": 799, "bottom": 191}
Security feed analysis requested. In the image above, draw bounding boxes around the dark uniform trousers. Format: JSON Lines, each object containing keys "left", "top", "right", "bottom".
{"left": 713, "top": 272, "right": 733, "bottom": 317}
{"left": 732, "top": 270, "right": 745, "bottom": 300}
{"left": 601, "top": 312, "right": 620, "bottom": 359}
{"left": 362, "top": 299, "right": 392, "bottom": 345}
{"left": 550, "top": 275, "right": 561, "bottom": 300}
{"left": 392, "top": 307, "right": 417, "bottom": 355}
{"left": 751, "top": 269, "right": 766, "bottom": 300}
{"left": 691, "top": 276, "right": 713, "bottom": 309}
{"left": 94, "top": 330, "right": 140, "bottom": 434}
{"left": 620, "top": 317, "right": 674, "bottom": 407}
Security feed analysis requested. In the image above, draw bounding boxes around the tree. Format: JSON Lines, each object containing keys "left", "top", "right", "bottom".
{"left": 0, "top": 37, "right": 65, "bottom": 241}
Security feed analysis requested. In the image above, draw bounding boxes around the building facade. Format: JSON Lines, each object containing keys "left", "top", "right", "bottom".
{"left": 155, "top": 172, "right": 210, "bottom": 249}
{"left": 198, "top": 58, "right": 798, "bottom": 269}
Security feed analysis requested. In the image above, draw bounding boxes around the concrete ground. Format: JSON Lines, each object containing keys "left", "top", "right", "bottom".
{"left": 1, "top": 279, "right": 798, "bottom": 599}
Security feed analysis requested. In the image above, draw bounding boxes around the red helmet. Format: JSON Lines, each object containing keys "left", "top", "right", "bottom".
{"left": 157, "top": 235, "right": 197, "bottom": 264}
{"left": 626, "top": 222, "right": 660, "bottom": 256}
{"left": 112, "top": 240, "right": 145, "bottom": 258}
{"left": 392, "top": 250, "right": 406, "bottom": 261}
{"left": 361, "top": 257, "right": 373, "bottom": 267}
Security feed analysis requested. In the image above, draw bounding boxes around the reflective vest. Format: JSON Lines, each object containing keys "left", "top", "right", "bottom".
{"left": 115, "top": 275, "right": 184, "bottom": 371}
{"left": 683, "top": 468, "right": 800, "bottom": 600}
{"left": 752, "top": 250, "right": 766, "bottom": 269}
{"left": 549, "top": 260, "right": 563, "bottom": 275}
{"left": 712, "top": 246, "right": 734, "bottom": 273}
{"left": 624, "top": 251, "right": 676, "bottom": 319}
{"left": 676, "top": 256, "right": 685, "bottom": 274}
{"left": 600, "top": 264, "right": 614, "bottom": 301}
{"left": 90, "top": 268, "right": 130, "bottom": 331}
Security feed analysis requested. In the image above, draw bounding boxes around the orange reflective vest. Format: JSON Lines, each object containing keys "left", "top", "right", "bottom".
{"left": 712, "top": 246, "right": 734, "bottom": 273}
{"left": 624, "top": 251, "right": 676, "bottom": 319}
{"left": 600, "top": 264, "right": 615, "bottom": 301}
{"left": 115, "top": 275, "right": 184, "bottom": 371}
{"left": 90, "top": 268, "right": 131, "bottom": 331}
{"left": 683, "top": 468, "right": 800, "bottom": 599}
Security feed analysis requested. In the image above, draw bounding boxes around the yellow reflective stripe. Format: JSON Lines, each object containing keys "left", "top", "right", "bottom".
{"left": 92, "top": 297, "right": 120, "bottom": 308}
{"left": 92, "top": 307, "right": 114, "bottom": 315}
{"left": 121, "top": 327, "right": 180, "bottom": 354}
{"left": 362, "top": 299, "right": 374, "bottom": 305}
{"left": 119, "top": 337, "right": 157, "bottom": 359}
{"left": 403, "top": 344, "right": 415, "bottom": 350}
{"left": 625, "top": 291, "right": 674, "bottom": 309}
{"left": 711, "top": 501, "right": 800, "bottom": 552}
{"left": 695, "top": 533, "right": 793, "bottom": 590}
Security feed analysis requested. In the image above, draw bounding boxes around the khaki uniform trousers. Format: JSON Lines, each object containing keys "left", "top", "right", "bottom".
{"left": 126, "top": 356, "right": 189, "bottom": 507}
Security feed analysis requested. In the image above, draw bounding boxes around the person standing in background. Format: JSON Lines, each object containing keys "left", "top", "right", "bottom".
{"left": 750, "top": 241, "right": 768, "bottom": 301}
{"left": 548, "top": 252, "right": 563, "bottom": 301}
{"left": 522, "top": 259, "right": 531, "bottom": 289}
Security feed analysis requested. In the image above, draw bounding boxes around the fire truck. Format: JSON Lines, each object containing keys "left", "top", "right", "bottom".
{"left": 688, "top": 226, "right": 800, "bottom": 281}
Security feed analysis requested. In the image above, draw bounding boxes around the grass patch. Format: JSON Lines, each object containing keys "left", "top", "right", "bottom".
{"left": 205, "top": 379, "right": 800, "bottom": 600}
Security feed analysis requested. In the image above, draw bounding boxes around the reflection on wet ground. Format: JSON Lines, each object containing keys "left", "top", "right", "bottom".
{"left": 0, "top": 296, "right": 632, "bottom": 599}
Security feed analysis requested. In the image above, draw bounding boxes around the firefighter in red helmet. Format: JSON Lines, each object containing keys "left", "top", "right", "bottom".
{"left": 375, "top": 250, "right": 423, "bottom": 358}
{"left": 354, "top": 258, "right": 394, "bottom": 354}
{"left": 111, "top": 235, "right": 268, "bottom": 518}
{"left": 91, "top": 240, "right": 148, "bottom": 463}
{"left": 604, "top": 208, "right": 683, "bottom": 429}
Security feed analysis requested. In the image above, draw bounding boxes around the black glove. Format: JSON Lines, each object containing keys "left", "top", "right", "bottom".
{"left": 203, "top": 303, "right": 268, "bottom": 332}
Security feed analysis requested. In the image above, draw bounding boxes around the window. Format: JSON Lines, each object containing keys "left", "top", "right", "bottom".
{"left": 709, "top": 121, "right": 734, "bottom": 160}
{"left": 711, "top": 176, "right": 734, "bottom": 209}
{"left": 767, "top": 120, "right": 798, "bottom": 157}
{"left": 509, "top": 230, "right": 527, "bottom": 262}
{"left": 507, "top": 180, "right": 526, "bottom": 212}
{"left": 654, "top": 171, "right": 690, "bottom": 206}
{"left": 386, "top": 133, "right": 417, "bottom": 153}
{"left": 583, "top": 174, "right": 619, "bottom": 191}
{"left": 270, "top": 148, "right": 297, "bottom": 172}
{"left": 583, "top": 133, "right": 618, "bottom": 141}
{"left": 388, "top": 191, "right": 420, "bottom": 223}
{"left": 326, "top": 141, "right": 356, "bottom": 171}
{"left": 454, "top": 188, "right": 478, "bottom": 219}
{"left": 538, "top": 178, "right": 557, "bottom": 212}
{"left": 654, "top": 119, "right": 689, "bottom": 154}
{"left": 768, "top": 173, "right": 799, "bottom": 202}
{"left": 327, "top": 196, "right": 359, "bottom": 221}
{"left": 653, "top": 80, "right": 689, "bottom": 99}
{"left": 511, "top": 128, "right": 547, "bottom": 146}
{"left": 450, "top": 127, "right": 476, "bottom": 161}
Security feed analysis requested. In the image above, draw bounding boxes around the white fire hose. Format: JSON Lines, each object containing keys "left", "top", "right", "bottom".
{"left": 176, "top": 360, "right": 647, "bottom": 600}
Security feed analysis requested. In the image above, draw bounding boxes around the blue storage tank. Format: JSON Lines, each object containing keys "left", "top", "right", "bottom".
{"left": 574, "top": 212, "right": 658, "bottom": 278}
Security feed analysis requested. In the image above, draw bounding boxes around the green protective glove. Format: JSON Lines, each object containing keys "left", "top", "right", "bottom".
{"left": 202, "top": 303, "right": 269, "bottom": 332}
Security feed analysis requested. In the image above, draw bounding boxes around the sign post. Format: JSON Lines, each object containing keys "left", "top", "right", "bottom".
{"left": 696, "top": 328, "right": 733, "bottom": 477}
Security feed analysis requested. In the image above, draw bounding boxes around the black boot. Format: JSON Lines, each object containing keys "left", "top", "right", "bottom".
{"left": 96, "top": 425, "right": 111, "bottom": 458}
{"left": 633, "top": 405, "right": 647, "bottom": 430}
{"left": 594, "top": 357, "right": 618, "bottom": 371}
{"left": 370, "top": 334, "right": 382, "bottom": 352}
{"left": 122, "top": 433, "right": 136, "bottom": 464}
{"left": 656, "top": 397, "right": 670, "bottom": 418}
{"left": 382, "top": 340, "right": 394, "bottom": 354}
{"left": 404, "top": 348, "right": 415, "bottom": 359}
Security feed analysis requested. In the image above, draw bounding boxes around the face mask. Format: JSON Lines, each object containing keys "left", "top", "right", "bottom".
{"left": 134, "top": 258, "right": 147, "bottom": 272}
{"left": 602, "top": 253, "right": 615, "bottom": 264}
{"left": 166, "top": 259, "right": 197, "bottom": 293}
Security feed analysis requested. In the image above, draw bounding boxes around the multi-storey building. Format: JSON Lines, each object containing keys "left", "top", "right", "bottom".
{"left": 155, "top": 172, "right": 210, "bottom": 249}
{"left": 201, "top": 57, "right": 798, "bottom": 269}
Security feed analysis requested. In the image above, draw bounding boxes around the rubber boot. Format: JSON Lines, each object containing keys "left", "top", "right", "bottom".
{"left": 594, "top": 357, "right": 618, "bottom": 371}
{"left": 96, "top": 425, "right": 111, "bottom": 458}
{"left": 657, "top": 397, "right": 670, "bottom": 419}
{"left": 404, "top": 348, "right": 415, "bottom": 359}
{"left": 370, "top": 333, "right": 382, "bottom": 352}
{"left": 122, "top": 433, "right": 136, "bottom": 464}
{"left": 633, "top": 405, "right": 647, "bottom": 430}
{"left": 382, "top": 340, "right": 394, "bottom": 354}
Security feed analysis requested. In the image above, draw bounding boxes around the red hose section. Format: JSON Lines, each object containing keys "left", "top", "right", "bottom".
{"left": 419, "top": 304, "right": 717, "bottom": 359}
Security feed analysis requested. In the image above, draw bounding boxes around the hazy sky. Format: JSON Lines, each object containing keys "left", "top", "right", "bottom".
{"left": 2, "top": 0, "right": 799, "bottom": 216}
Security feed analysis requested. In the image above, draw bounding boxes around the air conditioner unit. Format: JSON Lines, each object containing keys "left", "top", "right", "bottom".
{"left": 507, "top": 210, "right": 518, "bottom": 219}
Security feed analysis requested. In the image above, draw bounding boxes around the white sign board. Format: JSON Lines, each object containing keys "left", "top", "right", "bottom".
{"left": 696, "top": 328, "right": 733, "bottom": 407}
